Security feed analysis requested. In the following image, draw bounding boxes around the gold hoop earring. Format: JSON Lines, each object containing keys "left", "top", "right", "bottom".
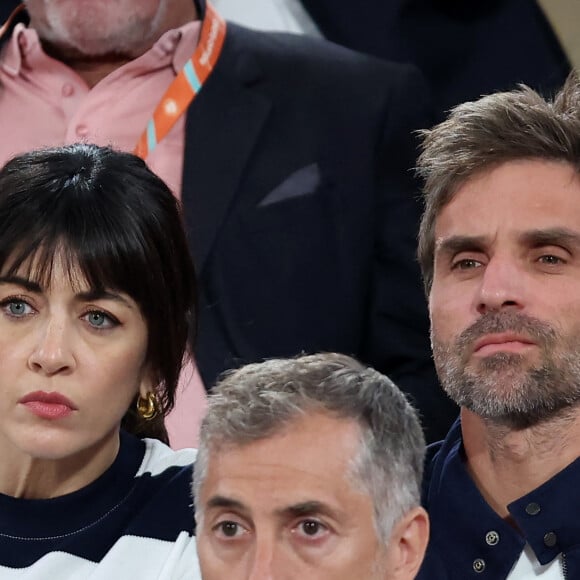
{"left": 136, "top": 392, "right": 159, "bottom": 420}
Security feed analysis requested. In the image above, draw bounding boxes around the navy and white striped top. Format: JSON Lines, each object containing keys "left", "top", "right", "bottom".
{"left": 0, "top": 431, "right": 200, "bottom": 579}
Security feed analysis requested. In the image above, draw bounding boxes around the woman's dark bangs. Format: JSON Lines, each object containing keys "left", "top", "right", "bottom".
{"left": 0, "top": 203, "right": 147, "bottom": 298}
{"left": 0, "top": 216, "right": 63, "bottom": 288}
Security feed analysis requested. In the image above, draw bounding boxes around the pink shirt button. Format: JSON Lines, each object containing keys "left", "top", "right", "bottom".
{"left": 62, "top": 84, "right": 75, "bottom": 97}
{"left": 75, "top": 124, "right": 89, "bottom": 137}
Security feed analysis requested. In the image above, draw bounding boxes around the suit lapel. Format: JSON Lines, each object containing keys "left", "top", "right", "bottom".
{"left": 181, "top": 26, "right": 271, "bottom": 272}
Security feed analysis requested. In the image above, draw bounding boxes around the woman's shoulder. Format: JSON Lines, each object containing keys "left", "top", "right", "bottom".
{"left": 116, "top": 436, "right": 196, "bottom": 544}
{"left": 0, "top": 436, "right": 199, "bottom": 579}
{"left": 137, "top": 437, "right": 197, "bottom": 478}
{"left": 121, "top": 433, "right": 197, "bottom": 520}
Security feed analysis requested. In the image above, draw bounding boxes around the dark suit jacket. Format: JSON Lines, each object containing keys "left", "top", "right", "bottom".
{"left": 0, "top": 0, "right": 458, "bottom": 442}
{"left": 0, "top": 5, "right": 16, "bottom": 22}
{"left": 300, "top": 0, "right": 571, "bottom": 122}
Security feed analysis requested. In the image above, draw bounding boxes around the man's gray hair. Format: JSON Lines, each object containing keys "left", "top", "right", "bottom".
{"left": 193, "top": 352, "right": 425, "bottom": 542}
{"left": 417, "top": 71, "right": 580, "bottom": 293}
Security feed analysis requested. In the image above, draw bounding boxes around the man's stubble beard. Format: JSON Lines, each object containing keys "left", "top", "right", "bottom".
{"left": 432, "top": 311, "right": 580, "bottom": 429}
{"left": 28, "top": 0, "right": 169, "bottom": 59}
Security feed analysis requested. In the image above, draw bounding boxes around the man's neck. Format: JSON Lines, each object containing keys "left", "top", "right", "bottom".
{"left": 462, "top": 407, "right": 580, "bottom": 518}
{"left": 33, "top": 1, "right": 200, "bottom": 89}
{"left": 39, "top": 47, "right": 134, "bottom": 89}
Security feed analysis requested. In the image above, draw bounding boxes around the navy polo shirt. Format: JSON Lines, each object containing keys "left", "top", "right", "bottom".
{"left": 418, "top": 419, "right": 580, "bottom": 579}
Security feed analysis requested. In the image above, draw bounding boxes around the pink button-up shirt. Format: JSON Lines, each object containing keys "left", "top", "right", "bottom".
{"left": 0, "top": 21, "right": 207, "bottom": 449}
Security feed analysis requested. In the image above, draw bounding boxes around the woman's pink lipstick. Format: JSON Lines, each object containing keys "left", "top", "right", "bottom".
{"left": 19, "top": 391, "right": 77, "bottom": 420}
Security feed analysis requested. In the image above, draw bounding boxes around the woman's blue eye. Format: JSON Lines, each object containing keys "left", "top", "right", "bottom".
{"left": 89, "top": 312, "right": 106, "bottom": 326}
{"left": 8, "top": 301, "right": 28, "bottom": 316}
{"left": 3, "top": 300, "right": 33, "bottom": 317}
{"left": 84, "top": 311, "right": 117, "bottom": 329}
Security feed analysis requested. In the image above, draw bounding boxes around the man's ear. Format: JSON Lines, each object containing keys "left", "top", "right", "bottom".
{"left": 385, "top": 506, "right": 429, "bottom": 579}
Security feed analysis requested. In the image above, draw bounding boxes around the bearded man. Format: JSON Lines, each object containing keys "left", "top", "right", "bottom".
{"left": 416, "top": 73, "right": 580, "bottom": 579}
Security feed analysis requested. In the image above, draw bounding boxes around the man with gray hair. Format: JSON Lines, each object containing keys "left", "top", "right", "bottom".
{"left": 193, "top": 352, "right": 428, "bottom": 579}
{"left": 417, "top": 72, "right": 580, "bottom": 579}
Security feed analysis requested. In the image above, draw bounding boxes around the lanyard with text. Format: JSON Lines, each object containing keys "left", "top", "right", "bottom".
{"left": 0, "top": 4, "right": 25, "bottom": 40}
{"left": 134, "top": 2, "right": 226, "bottom": 160}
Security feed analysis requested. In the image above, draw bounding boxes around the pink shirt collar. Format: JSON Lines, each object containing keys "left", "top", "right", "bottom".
{"left": 1, "top": 20, "right": 201, "bottom": 81}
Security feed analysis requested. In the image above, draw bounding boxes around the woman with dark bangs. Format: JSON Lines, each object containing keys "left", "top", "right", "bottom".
{"left": 0, "top": 144, "right": 200, "bottom": 579}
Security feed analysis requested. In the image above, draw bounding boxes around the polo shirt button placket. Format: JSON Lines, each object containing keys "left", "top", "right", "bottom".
{"left": 76, "top": 124, "right": 89, "bottom": 138}
{"left": 544, "top": 532, "right": 557, "bottom": 548}
{"left": 473, "top": 558, "right": 486, "bottom": 573}
{"left": 485, "top": 530, "right": 500, "bottom": 546}
{"left": 62, "top": 84, "right": 75, "bottom": 97}
{"left": 525, "top": 502, "right": 541, "bottom": 516}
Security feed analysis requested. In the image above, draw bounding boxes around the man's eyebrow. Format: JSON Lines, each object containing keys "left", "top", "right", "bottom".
{"left": 205, "top": 495, "right": 249, "bottom": 514}
{"left": 519, "top": 227, "right": 580, "bottom": 249}
{"left": 435, "top": 235, "right": 488, "bottom": 257}
{"left": 0, "top": 276, "right": 42, "bottom": 293}
{"left": 204, "top": 497, "right": 338, "bottom": 519}
{"left": 277, "top": 500, "right": 337, "bottom": 519}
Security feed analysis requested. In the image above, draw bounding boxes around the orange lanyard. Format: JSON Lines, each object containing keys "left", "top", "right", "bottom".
{"left": 0, "top": 4, "right": 25, "bottom": 39}
{"left": 1, "top": 4, "right": 225, "bottom": 160}
{"left": 134, "top": 1, "right": 226, "bottom": 159}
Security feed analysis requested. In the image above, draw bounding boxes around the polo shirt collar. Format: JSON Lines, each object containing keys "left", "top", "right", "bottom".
{"left": 425, "top": 418, "right": 580, "bottom": 575}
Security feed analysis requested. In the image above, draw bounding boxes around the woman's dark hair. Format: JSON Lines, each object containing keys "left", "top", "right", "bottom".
{"left": 0, "top": 143, "right": 197, "bottom": 442}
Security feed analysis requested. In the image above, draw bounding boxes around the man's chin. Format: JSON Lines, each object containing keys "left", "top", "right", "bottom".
{"left": 472, "top": 351, "right": 531, "bottom": 372}
{"left": 442, "top": 371, "right": 543, "bottom": 424}
{"left": 40, "top": 37, "right": 136, "bottom": 64}
{"left": 464, "top": 390, "right": 579, "bottom": 430}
